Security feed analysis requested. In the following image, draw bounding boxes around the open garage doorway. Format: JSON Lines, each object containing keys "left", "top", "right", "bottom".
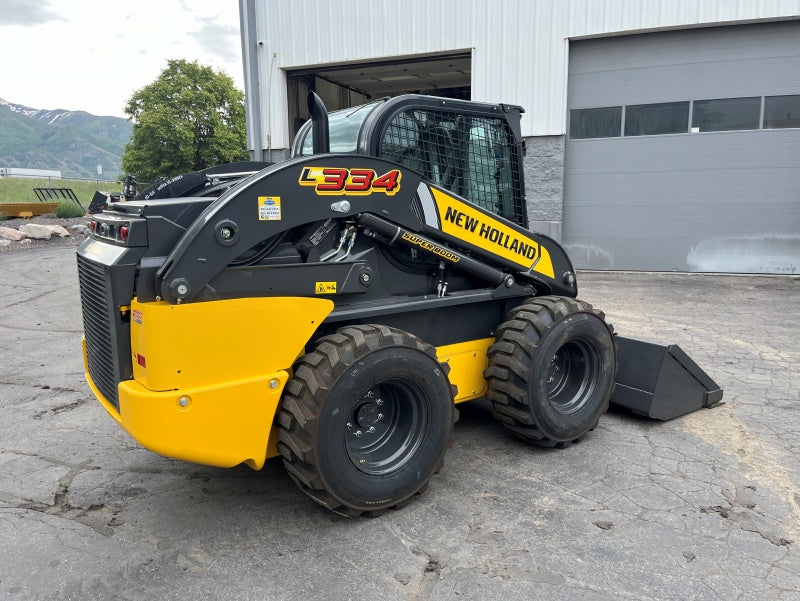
{"left": 286, "top": 52, "right": 471, "bottom": 141}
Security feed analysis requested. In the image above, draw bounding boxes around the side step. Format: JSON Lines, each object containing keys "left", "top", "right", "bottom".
{"left": 611, "top": 336, "right": 724, "bottom": 420}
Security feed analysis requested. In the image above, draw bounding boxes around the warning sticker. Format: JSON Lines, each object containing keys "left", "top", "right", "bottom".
{"left": 315, "top": 281, "right": 337, "bottom": 294}
{"left": 132, "top": 309, "right": 143, "bottom": 325}
{"left": 258, "top": 196, "right": 281, "bottom": 221}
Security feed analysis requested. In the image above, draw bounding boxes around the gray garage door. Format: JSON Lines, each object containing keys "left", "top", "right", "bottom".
{"left": 563, "top": 22, "right": 800, "bottom": 274}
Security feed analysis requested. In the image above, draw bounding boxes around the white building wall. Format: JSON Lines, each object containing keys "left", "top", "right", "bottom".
{"left": 245, "top": 0, "right": 800, "bottom": 150}
{"left": 0, "top": 167, "right": 62, "bottom": 178}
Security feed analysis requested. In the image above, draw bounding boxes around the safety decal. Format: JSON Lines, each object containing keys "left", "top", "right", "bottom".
{"left": 258, "top": 196, "right": 282, "bottom": 221}
{"left": 430, "top": 188, "right": 555, "bottom": 278}
{"left": 299, "top": 167, "right": 401, "bottom": 196}
{"left": 315, "top": 281, "right": 337, "bottom": 294}
{"left": 132, "top": 309, "right": 143, "bottom": 325}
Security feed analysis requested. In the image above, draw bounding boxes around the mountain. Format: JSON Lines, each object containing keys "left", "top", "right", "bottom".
{"left": 0, "top": 98, "right": 132, "bottom": 179}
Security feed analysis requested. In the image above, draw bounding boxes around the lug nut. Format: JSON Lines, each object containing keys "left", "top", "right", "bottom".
{"left": 376, "top": 413, "right": 384, "bottom": 422}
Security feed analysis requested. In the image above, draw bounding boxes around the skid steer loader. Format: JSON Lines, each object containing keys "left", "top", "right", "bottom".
{"left": 76, "top": 93, "right": 722, "bottom": 516}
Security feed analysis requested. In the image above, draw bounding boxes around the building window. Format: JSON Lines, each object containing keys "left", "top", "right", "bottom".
{"left": 624, "top": 101, "right": 689, "bottom": 136}
{"left": 691, "top": 97, "right": 761, "bottom": 132}
{"left": 763, "top": 95, "right": 800, "bottom": 129}
{"left": 569, "top": 106, "right": 621, "bottom": 139}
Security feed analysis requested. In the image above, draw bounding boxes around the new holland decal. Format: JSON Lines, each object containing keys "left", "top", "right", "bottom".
{"left": 430, "top": 188, "right": 555, "bottom": 278}
{"left": 299, "top": 167, "right": 401, "bottom": 196}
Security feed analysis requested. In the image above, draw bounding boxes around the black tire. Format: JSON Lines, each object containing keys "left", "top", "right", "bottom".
{"left": 277, "top": 324, "right": 455, "bottom": 516}
{"left": 485, "top": 296, "right": 616, "bottom": 447}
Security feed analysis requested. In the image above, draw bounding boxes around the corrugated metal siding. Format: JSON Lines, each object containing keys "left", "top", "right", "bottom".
{"left": 247, "top": 0, "right": 800, "bottom": 148}
{"left": 568, "top": 22, "right": 800, "bottom": 106}
{"left": 564, "top": 131, "right": 800, "bottom": 273}
{"left": 563, "top": 21, "right": 800, "bottom": 273}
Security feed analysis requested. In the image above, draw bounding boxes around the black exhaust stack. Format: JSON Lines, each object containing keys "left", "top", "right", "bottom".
{"left": 307, "top": 91, "right": 330, "bottom": 154}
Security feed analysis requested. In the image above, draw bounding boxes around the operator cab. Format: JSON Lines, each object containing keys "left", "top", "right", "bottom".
{"left": 292, "top": 95, "right": 528, "bottom": 227}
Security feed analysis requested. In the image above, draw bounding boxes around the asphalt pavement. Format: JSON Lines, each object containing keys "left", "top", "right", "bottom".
{"left": 1, "top": 246, "right": 798, "bottom": 600}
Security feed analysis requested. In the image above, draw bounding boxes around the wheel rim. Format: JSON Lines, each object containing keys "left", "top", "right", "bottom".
{"left": 545, "top": 339, "right": 600, "bottom": 415}
{"left": 344, "top": 380, "right": 428, "bottom": 476}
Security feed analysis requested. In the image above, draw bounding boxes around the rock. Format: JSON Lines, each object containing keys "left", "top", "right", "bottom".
{"left": 18, "top": 223, "right": 53, "bottom": 240}
{"left": 45, "top": 224, "right": 71, "bottom": 238}
{"left": 394, "top": 573, "right": 411, "bottom": 585}
{"left": 0, "top": 239, "right": 11, "bottom": 247}
{"left": 69, "top": 224, "right": 90, "bottom": 236}
{"left": 0, "top": 226, "right": 26, "bottom": 241}
{"left": 19, "top": 239, "right": 32, "bottom": 246}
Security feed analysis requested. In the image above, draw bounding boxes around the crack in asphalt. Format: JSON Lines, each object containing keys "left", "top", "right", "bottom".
{"left": 700, "top": 504, "right": 793, "bottom": 547}
{"left": 33, "top": 398, "right": 88, "bottom": 419}
{"left": 6, "top": 460, "right": 123, "bottom": 537}
{"left": 0, "top": 381, "right": 86, "bottom": 394}
{"left": 409, "top": 545, "right": 444, "bottom": 601}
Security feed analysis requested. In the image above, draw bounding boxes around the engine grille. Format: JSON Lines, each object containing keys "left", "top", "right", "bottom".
{"left": 77, "top": 253, "right": 119, "bottom": 409}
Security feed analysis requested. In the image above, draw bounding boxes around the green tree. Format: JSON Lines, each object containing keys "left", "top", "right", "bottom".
{"left": 121, "top": 59, "right": 248, "bottom": 182}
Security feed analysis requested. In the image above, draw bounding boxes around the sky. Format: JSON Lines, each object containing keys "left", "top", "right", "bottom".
{"left": 0, "top": 0, "right": 244, "bottom": 118}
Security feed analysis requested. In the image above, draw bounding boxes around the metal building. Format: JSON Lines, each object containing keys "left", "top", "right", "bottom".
{"left": 239, "top": 0, "right": 800, "bottom": 274}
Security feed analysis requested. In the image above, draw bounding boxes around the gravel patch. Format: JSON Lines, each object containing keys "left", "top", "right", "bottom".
{"left": 0, "top": 215, "right": 91, "bottom": 251}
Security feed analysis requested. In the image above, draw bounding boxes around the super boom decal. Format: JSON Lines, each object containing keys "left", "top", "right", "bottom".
{"left": 401, "top": 231, "right": 461, "bottom": 264}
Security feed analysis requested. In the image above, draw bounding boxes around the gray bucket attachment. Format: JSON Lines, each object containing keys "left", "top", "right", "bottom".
{"left": 611, "top": 336, "right": 724, "bottom": 420}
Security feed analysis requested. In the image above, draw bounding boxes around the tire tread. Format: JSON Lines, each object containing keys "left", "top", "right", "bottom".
{"left": 485, "top": 296, "right": 616, "bottom": 447}
{"left": 278, "top": 324, "right": 454, "bottom": 516}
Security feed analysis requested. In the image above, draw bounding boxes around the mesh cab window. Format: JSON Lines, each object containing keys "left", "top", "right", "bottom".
{"left": 380, "top": 108, "right": 523, "bottom": 224}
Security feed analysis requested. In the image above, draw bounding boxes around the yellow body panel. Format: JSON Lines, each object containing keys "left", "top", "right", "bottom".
{"left": 129, "top": 297, "right": 332, "bottom": 391}
{"left": 86, "top": 296, "right": 333, "bottom": 469}
{"left": 117, "top": 372, "right": 287, "bottom": 469}
{"left": 436, "top": 338, "right": 493, "bottom": 403}
{"left": 85, "top": 296, "right": 495, "bottom": 470}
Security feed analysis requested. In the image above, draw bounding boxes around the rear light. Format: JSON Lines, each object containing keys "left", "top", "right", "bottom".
{"left": 89, "top": 219, "right": 131, "bottom": 243}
